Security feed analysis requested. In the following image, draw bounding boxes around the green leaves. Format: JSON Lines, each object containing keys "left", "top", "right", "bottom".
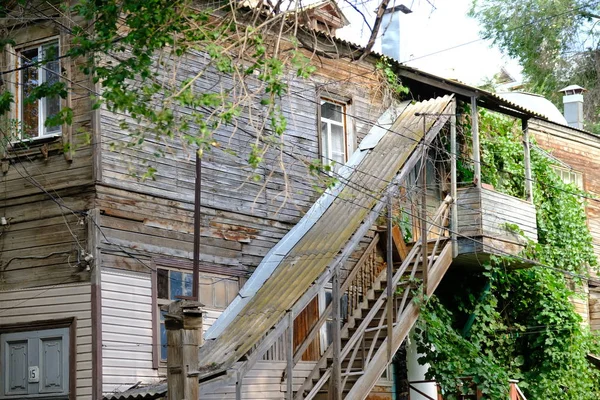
{"left": 421, "top": 109, "right": 600, "bottom": 399}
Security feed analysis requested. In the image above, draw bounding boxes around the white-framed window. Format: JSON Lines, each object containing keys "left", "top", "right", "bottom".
{"left": 320, "top": 99, "right": 349, "bottom": 171}
{"left": 0, "top": 327, "right": 69, "bottom": 399}
{"left": 156, "top": 268, "right": 240, "bottom": 362}
{"left": 17, "top": 39, "right": 61, "bottom": 140}
{"left": 552, "top": 166, "right": 583, "bottom": 189}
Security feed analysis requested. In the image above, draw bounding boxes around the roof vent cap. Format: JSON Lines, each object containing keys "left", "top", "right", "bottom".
{"left": 559, "top": 85, "right": 587, "bottom": 96}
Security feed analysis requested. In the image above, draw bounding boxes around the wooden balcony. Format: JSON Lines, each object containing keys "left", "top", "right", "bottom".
{"left": 454, "top": 186, "right": 537, "bottom": 269}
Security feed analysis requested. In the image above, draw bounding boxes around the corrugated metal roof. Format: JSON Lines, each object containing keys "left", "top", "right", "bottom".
{"left": 308, "top": 29, "right": 548, "bottom": 120}
{"left": 198, "top": 95, "right": 454, "bottom": 374}
{"left": 103, "top": 383, "right": 167, "bottom": 400}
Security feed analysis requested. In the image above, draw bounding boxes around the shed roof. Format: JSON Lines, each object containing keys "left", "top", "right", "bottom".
{"left": 199, "top": 95, "right": 454, "bottom": 375}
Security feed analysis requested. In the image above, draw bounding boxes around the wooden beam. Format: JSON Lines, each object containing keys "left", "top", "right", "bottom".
{"left": 451, "top": 100, "right": 458, "bottom": 257}
{"left": 286, "top": 311, "right": 294, "bottom": 400}
{"left": 522, "top": 119, "right": 533, "bottom": 203}
{"left": 386, "top": 195, "right": 394, "bottom": 362}
{"left": 420, "top": 138, "right": 428, "bottom": 290}
{"left": 392, "top": 225, "right": 408, "bottom": 261}
{"left": 471, "top": 96, "right": 482, "bottom": 187}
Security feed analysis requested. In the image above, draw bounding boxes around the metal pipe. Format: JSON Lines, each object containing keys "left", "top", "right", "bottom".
{"left": 192, "top": 151, "right": 201, "bottom": 301}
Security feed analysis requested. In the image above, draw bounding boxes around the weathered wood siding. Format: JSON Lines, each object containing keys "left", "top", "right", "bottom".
{"left": 457, "top": 186, "right": 537, "bottom": 242}
{"left": 0, "top": 8, "right": 95, "bottom": 290}
{"left": 0, "top": 283, "right": 93, "bottom": 399}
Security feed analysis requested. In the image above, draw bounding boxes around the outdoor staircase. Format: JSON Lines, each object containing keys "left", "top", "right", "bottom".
{"left": 293, "top": 196, "right": 454, "bottom": 400}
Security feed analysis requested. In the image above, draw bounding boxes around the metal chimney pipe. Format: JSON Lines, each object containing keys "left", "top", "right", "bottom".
{"left": 559, "top": 85, "right": 587, "bottom": 130}
{"left": 381, "top": 4, "right": 412, "bottom": 61}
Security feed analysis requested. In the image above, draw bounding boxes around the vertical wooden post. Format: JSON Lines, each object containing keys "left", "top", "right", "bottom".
{"left": 286, "top": 311, "right": 294, "bottom": 400}
{"left": 471, "top": 96, "right": 482, "bottom": 187}
{"left": 450, "top": 100, "right": 458, "bottom": 257}
{"left": 420, "top": 128, "right": 428, "bottom": 291}
{"left": 330, "top": 269, "right": 342, "bottom": 400}
{"left": 522, "top": 119, "right": 533, "bottom": 203}
{"left": 386, "top": 195, "right": 394, "bottom": 361}
{"left": 192, "top": 152, "right": 202, "bottom": 301}
{"left": 164, "top": 300, "right": 203, "bottom": 400}
{"left": 236, "top": 371, "right": 243, "bottom": 400}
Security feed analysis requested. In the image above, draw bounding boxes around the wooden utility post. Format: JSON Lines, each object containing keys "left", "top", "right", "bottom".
{"left": 522, "top": 119, "right": 533, "bottom": 203}
{"left": 450, "top": 101, "right": 458, "bottom": 257}
{"left": 164, "top": 300, "right": 203, "bottom": 400}
{"left": 471, "top": 96, "right": 481, "bottom": 187}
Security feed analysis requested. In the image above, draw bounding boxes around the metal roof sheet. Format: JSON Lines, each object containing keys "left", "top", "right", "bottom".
{"left": 102, "top": 383, "right": 167, "bottom": 400}
{"left": 198, "top": 95, "right": 454, "bottom": 374}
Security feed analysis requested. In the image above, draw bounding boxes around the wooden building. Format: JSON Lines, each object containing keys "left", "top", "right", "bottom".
{"left": 1, "top": 2, "right": 595, "bottom": 400}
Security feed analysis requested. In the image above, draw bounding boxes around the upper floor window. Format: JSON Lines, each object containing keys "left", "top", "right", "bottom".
{"left": 319, "top": 99, "right": 348, "bottom": 171}
{"left": 17, "top": 40, "right": 61, "bottom": 140}
{"left": 552, "top": 166, "right": 583, "bottom": 189}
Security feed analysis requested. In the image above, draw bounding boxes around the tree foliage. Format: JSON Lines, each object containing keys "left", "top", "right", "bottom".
{"left": 415, "top": 109, "right": 600, "bottom": 399}
{"left": 470, "top": 0, "right": 600, "bottom": 130}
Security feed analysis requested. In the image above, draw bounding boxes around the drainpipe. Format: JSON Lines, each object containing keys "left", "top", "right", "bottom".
{"left": 164, "top": 300, "right": 203, "bottom": 400}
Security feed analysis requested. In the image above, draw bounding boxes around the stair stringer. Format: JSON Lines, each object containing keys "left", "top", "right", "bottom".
{"left": 346, "top": 242, "right": 453, "bottom": 399}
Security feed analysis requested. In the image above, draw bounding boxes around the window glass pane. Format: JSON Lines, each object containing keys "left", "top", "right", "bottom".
{"left": 321, "top": 122, "right": 329, "bottom": 163}
{"left": 170, "top": 271, "right": 182, "bottom": 300}
{"left": 160, "top": 311, "right": 167, "bottom": 361}
{"left": 21, "top": 47, "right": 39, "bottom": 138}
{"left": 330, "top": 124, "right": 345, "bottom": 164}
{"left": 321, "top": 101, "right": 343, "bottom": 122}
{"left": 43, "top": 42, "right": 60, "bottom": 134}
{"left": 157, "top": 269, "right": 169, "bottom": 299}
{"left": 183, "top": 272, "right": 193, "bottom": 297}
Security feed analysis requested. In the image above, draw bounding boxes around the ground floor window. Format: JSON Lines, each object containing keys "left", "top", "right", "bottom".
{"left": 0, "top": 326, "right": 70, "bottom": 399}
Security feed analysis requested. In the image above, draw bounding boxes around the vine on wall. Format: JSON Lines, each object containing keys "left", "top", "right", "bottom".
{"left": 415, "top": 109, "right": 600, "bottom": 399}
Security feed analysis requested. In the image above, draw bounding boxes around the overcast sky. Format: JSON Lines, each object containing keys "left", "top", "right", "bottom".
{"left": 336, "top": 0, "right": 523, "bottom": 85}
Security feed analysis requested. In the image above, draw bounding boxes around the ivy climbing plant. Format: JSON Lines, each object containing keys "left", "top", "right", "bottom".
{"left": 414, "top": 108, "right": 600, "bottom": 399}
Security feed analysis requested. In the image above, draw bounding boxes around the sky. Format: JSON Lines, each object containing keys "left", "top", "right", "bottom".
{"left": 336, "top": 0, "right": 523, "bottom": 86}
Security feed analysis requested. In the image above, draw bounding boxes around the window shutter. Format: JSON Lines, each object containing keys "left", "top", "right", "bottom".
{"left": 40, "top": 337, "right": 66, "bottom": 393}
{"left": 6, "top": 340, "right": 28, "bottom": 395}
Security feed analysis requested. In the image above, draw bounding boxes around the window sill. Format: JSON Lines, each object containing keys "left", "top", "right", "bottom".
{"left": 3, "top": 133, "right": 63, "bottom": 161}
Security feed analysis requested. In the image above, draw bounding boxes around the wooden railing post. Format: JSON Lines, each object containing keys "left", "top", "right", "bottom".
{"left": 330, "top": 268, "right": 341, "bottom": 400}
{"left": 420, "top": 139, "right": 428, "bottom": 290}
{"left": 386, "top": 195, "right": 394, "bottom": 362}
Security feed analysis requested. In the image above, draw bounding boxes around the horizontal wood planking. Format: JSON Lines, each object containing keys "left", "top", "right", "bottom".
{"left": 457, "top": 186, "right": 537, "bottom": 242}
{"left": 100, "top": 268, "right": 160, "bottom": 393}
{"left": 100, "top": 266, "right": 233, "bottom": 393}
{"left": 0, "top": 193, "right": 93, "bottom": 290}
{"left": 0, "top": 283, "right": 93, "bottom": 399}
{"left": 95, "top": 184, "right": 295, "bottom": 272}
